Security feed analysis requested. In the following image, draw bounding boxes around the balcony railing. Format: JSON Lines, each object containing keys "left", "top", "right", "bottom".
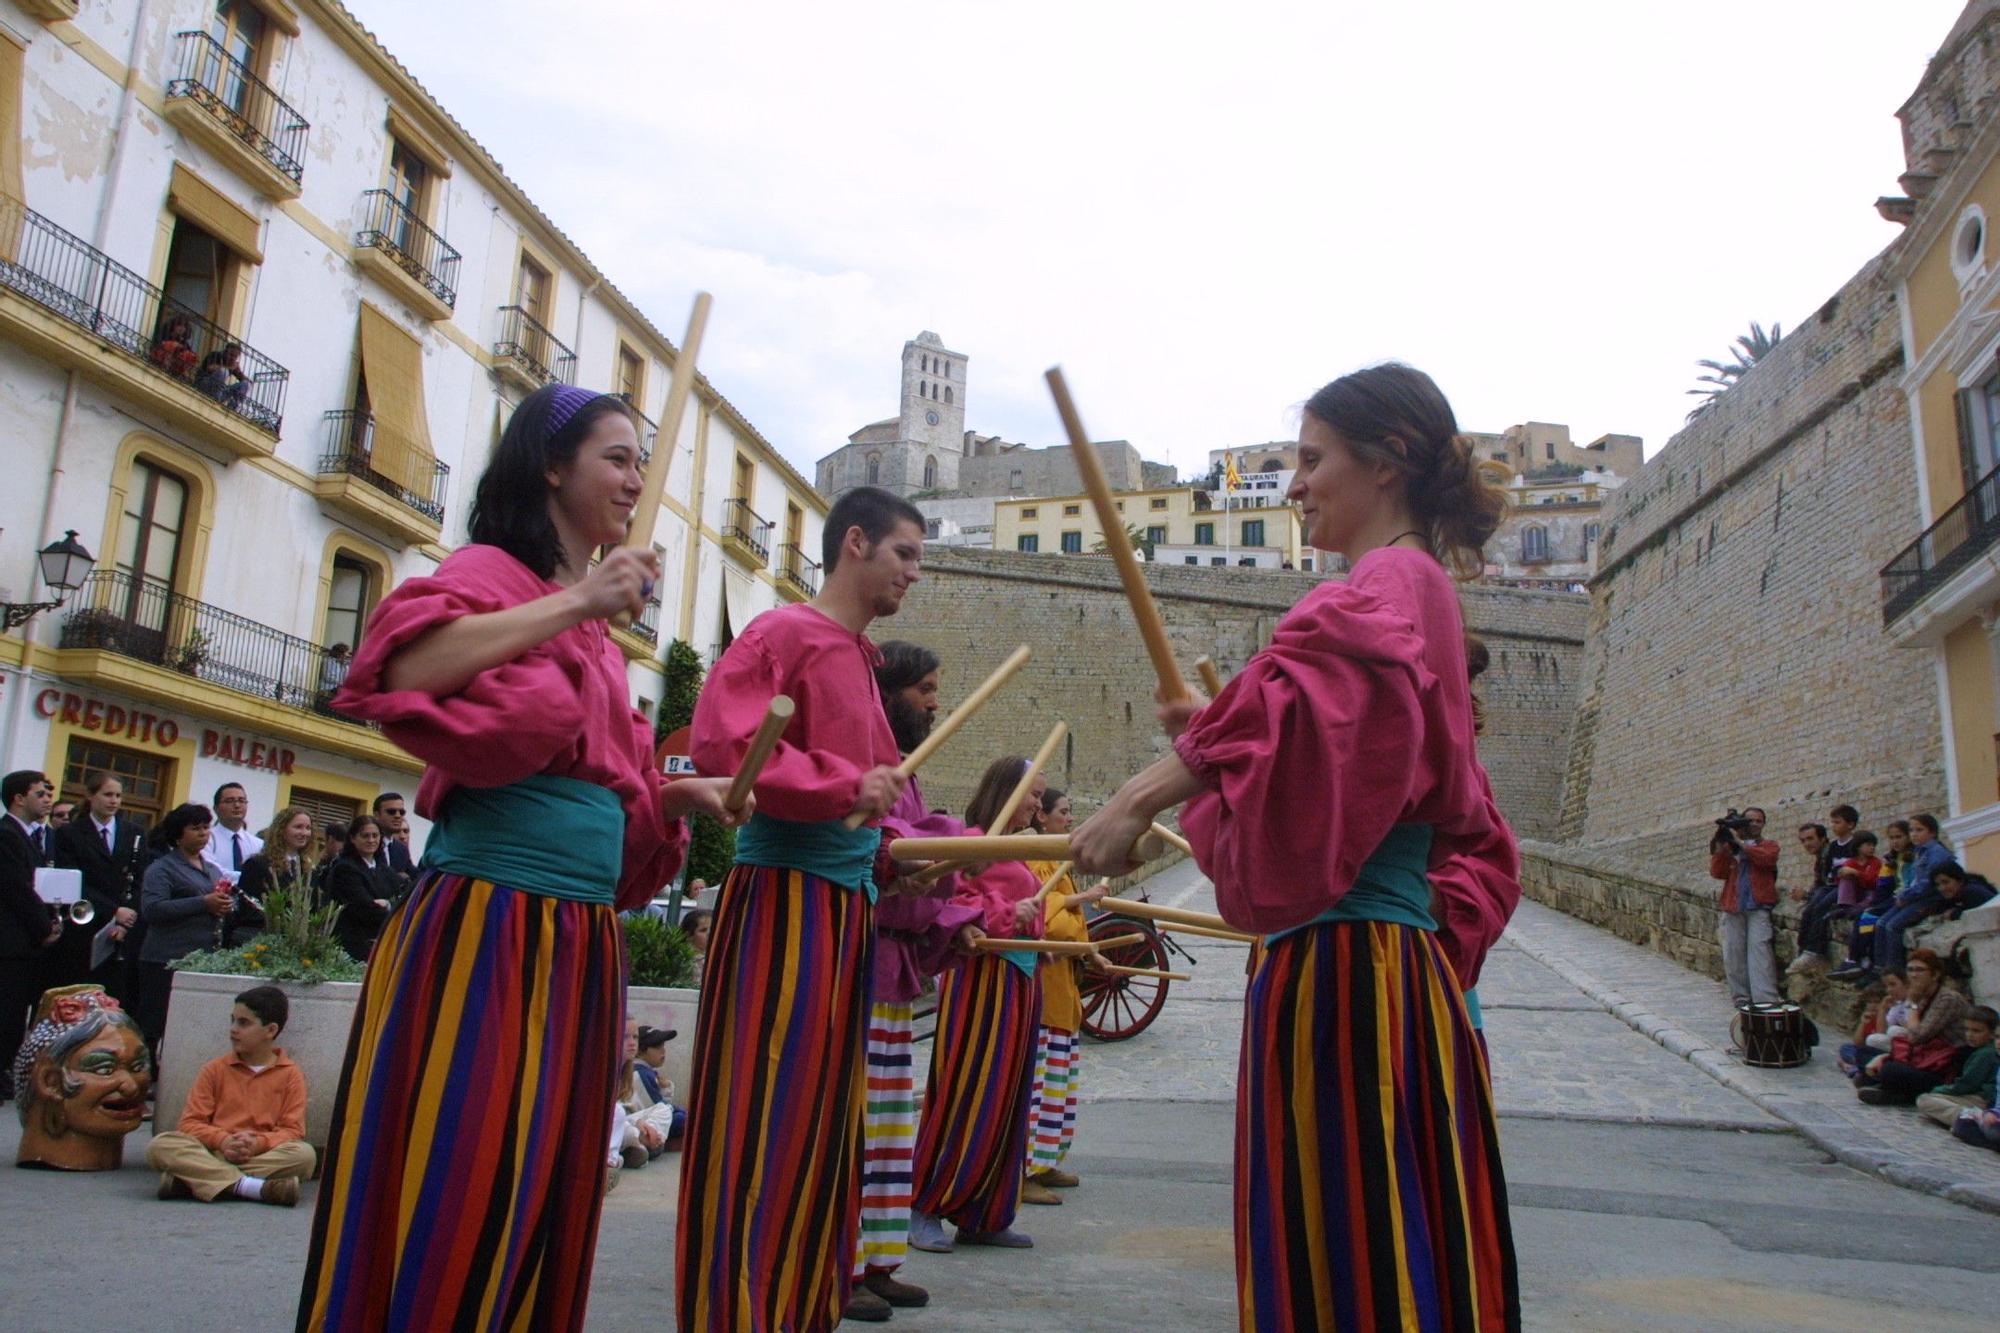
{"left": 722, "top": 497, "right": 772, "bottom": 561}
{"left": 59, "top": 571, "right": 367, "bottom": 725}
{"left": 779, "top": 543, "right": 821, "bottom": 597}
{"left": 1882, "top": 459, "right": 2000, "bottom": 624}
{"left": 318, "top": 411, "right": 450, "bottom": 523}
{"left": 0, "top": 199, "right": 288, "bottom": 433}
{"left": 165, "top": 31, "right": 309, "bottom": 186}
{"left": 355, "top": 190, "right": 460, "bottom": 310}
{"left": 631, "top": 595, "right": 662, "bottom": 647}
{"left": 493, "top": 305, "right": 576, "bottom": 386}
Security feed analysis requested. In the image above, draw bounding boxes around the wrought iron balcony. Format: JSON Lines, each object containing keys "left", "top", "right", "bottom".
{"left": 631, "top": 594, "right": 662, "bottom": 646}
{"left": 318, "top": 411, "right": 450, "bottom": 523}
{"left": 780, "top": 542, "right": 820, "bottom": 597}
{"left": 165, "top": 31, "right": 309, "bottom": 188}
{"left": 1882, "top": 459, "right": 2000, "bottom": 625}
{"left": 493, "top": 305, "right": 576, "bottom": 388}
{"left": 355, "top": 190, "right": 460, "bottom": 310}
{"left": 721, "top": 497, "right": 772, "bottom": 562}
{"left": 59, "top": 571, "right": 367, "bottom": 725}
{"left": 0, "top": 199, "right": 288, "bottom": 433}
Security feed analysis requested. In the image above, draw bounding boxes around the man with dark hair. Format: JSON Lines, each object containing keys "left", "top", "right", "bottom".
{"left": 1789, "top": 821, "right": 1837, "bottom": 975}
{"left": 1, "top": 770, "right": 62, "bottom": 1100}
{"left": 147, "top": 983, "right": 313, "bottom": 1205}
{"left": 373, "top": 791, "right": 416, "bottom": 879}
{"left": 1710, "top": 806, "right": 1781, "bottom": 1006}
{"left": 820, "top": 485, "right": 927, "bottom": 576}
{"left": 47, "top": 799, "right": 74, "bottom": 829}
{"left": 49, "top": 771, "right": 149, "bottom": 995}
{"left": 206, "top": 782, "right": 261, "bottom": 885}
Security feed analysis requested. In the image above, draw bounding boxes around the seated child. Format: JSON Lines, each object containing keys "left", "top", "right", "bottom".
{"left": 1838, "top": 981, "right": 1887, "bottom": 1079}
{"left": 1865, "top": 969, "right": 1911, "bottom": 1053}
{"left": 611, "top": 1022, "right": 661, "bottom": 1169}
{"left": 145, "top": 984, "right": 314, "bottom": 1205}
{"left": 629, "top": 1023, "right": 685, "bottom": 1150}
{"left": 1916, "top": 1005, "right": 1999, "bottom": 1129}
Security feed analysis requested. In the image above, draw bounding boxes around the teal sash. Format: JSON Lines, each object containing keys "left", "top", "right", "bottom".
{"left": 1265, "top": 823, "right": 1436, "bottom": 944}
{"left": 733, "top": 811, "right": 882, "bottom": 903}
{"left": 421, "top": 774, "right": 623, "bottom": 904}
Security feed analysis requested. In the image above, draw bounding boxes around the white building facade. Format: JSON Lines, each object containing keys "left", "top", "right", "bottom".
{"left": 0, "top": 0, "right": 820, "bottom": 838}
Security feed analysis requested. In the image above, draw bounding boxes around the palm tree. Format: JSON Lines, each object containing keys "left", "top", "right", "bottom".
{"left": 1093, "top": 522, "right": 1155, "bottom": 559}
{"left": 1686, "top": 321, "right": 1782, "bottom": 419}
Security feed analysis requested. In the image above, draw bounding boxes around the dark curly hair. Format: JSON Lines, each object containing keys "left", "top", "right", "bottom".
{"left": 468, "top": 383, "right": 635, "bottom": 578}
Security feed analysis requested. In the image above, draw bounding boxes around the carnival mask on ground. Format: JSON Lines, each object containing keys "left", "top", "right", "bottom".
{"left": 13, "top": 985, "right": 152, "bottom": 1171}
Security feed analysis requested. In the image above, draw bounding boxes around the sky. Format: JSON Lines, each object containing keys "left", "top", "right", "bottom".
{"left": 348, "top": 0, "right": 1969, "bottom": 479}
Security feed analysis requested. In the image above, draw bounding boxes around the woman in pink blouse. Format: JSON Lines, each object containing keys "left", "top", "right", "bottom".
{"left": 1072, "top": 364, "right": 1522, "bottom": 1332}
{"left": 296, "top": 383, "right": 741, "bottom": 1333}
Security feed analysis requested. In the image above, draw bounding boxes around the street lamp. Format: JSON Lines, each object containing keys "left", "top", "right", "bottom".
{"left": 2, "top": 530, "right": 96, "bottom": 630}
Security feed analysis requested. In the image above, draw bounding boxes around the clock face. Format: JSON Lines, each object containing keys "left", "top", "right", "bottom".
{"left": 925, "top": 411, "right": 940, "bottom": 426}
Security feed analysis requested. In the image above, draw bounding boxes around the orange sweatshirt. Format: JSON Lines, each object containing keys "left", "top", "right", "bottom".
{"left": 176, "top": 1049, "right": 307, "bottom": 1155}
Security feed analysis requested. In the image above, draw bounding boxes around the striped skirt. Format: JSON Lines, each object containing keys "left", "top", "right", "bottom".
{"left": 296, "top": 871, "right": 624, "bottom": 1333}
{"left": 675, "top": 863, "right": 874, "bottom": 1332}
{"left": 1028, "top": 1024, "right": 1081, "bottom": 1171}
{"left": 911, "top": 953, "right": 1040, "bottom": 1234}
{"left": 1238, "top": 920, "right": 1519, "bottom": 1333}
{"left": 853, "top": 1001, "right": 918, "bottom": 1276}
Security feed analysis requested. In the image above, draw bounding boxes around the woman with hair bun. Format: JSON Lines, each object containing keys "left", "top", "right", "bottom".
{"left": 1072, "top": 363, "right": 1522, "bottom": 1330}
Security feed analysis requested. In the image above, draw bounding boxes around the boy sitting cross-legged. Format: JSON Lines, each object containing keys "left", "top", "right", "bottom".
{"left": 146, "top": 984, "right": 314, "bottom": 1206}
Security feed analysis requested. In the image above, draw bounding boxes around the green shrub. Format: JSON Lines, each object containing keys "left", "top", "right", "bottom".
{"left": 169, "top": 885, "right": 364, "bottom": 984}
{"left": 623, "top": 911, "right": 698, "bottom": 989}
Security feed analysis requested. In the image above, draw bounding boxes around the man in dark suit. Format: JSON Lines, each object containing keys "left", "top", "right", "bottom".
{"left": 1, "top": 769, "right": 61, "bottom": 1101}
{"left": 50, "top": 772, "right": 149, "bottom": 1000}
{"left": 373, "top": 791, "right": 417, "bottom": 885}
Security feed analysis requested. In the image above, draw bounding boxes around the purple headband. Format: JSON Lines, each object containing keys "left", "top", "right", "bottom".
{"left": 545, "top": 384, "right": 609, "bottom": 439}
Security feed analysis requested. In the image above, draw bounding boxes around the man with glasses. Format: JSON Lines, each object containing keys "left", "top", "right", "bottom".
{"left": 373, "top": 792, "right": 416, "bottom": 884}
{"left": 1709, "top": 806, "right": 1782, "bottom": 1007}
{"left": 206, "top": 783, "right": 262, "bottom": 887}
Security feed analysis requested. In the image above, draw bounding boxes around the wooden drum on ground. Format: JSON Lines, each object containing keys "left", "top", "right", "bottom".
{"left": 1732, "top": 1002, "right": 1815, "bottom": 1068}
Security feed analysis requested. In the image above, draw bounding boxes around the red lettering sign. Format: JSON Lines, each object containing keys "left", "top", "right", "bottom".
{"left": 41, "top": 690, "right": 176, "bottom": 750}
{"left": 201, "top": 726, "right": 292, "bottom": 773}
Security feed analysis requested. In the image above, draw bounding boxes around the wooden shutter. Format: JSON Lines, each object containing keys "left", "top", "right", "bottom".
{"left": 357, "top": 302, "right": 435, "bottom": 496}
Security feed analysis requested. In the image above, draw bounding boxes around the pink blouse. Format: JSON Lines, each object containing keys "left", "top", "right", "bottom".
{"left": 950, "top": 844, "right": 1046, "bottom": 942}
{"left": 1172, "top": 546, "right": 1520, "bottom": 986}
{"left": 331, "top": 544, "right": 686, "bottom": 912}
{"left": 689, "top": 604, "right": 902, "bottom": 823}
{"left": 871, "top": 774, "right": 982, "bottom": 1003}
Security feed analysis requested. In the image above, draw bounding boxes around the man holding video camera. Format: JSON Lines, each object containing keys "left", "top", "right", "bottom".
{"left": 1710, "top": 806, "right": 1782, "bottom": 1007}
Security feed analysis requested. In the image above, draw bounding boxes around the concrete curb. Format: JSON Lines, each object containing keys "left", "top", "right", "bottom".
{"left": 1504, "top": 927, "right": 2000, "bottom": 1218}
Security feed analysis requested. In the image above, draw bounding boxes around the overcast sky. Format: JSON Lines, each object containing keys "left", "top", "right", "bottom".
{"left": 349, "top": 1, "right": 1967, "bottom": 478}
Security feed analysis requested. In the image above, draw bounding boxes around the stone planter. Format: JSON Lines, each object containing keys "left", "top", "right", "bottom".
{"left": 156, "top": 972, "right": 363, "bottom": 1151}
{"left": 156, "top": 973, "right": 703, "bottom": 1151}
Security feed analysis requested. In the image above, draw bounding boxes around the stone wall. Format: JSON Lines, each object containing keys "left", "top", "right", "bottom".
{"left": 892, "top": 548, "right": 1588, "bottom": 837}
{"left": 1555, "top": 256, "right": 1947, "bottom": 860}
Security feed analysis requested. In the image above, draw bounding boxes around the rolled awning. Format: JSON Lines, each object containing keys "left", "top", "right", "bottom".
{"left": 357, "top": 302, "right": 436, "bottom": 497}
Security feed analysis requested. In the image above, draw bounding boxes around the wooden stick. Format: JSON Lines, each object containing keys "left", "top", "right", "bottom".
{"left": 723, "top": 695, "right": 794, "bottom": 813}
{"left": 910, "top": 721, "right": 1068, "bottom": 881}
{"left": 890, "top": 831, "right": 1167, "bottom": 865}
{"left": 614, "top": 291, "right": 711, "bottom": 628}
{"left": 842, "top": 643, "right": 1033, "bottom": 829}
{"left": 1100, "top": 963, "right": 1191, "bottom": 982}
{"left": 1031, "top": 861, "right": 1072, "bottom": 903}
{"left": 967, "top": 937, "right": 1105, "bottom": 957}
{"left": 1045, "top": 367, "right": 1188, "bottom": 704}
{"left": 1195, "top": 656, "right": 1224, "bottom": 697}
{"left": 1098, "top": 896, "right": 1233, "bottom": 932}
{"left": 1158, "top": 921, "right": 1259, "bottom": 944}
{"left": 1150, "top": 823, "right": 1193, "bottom": 858}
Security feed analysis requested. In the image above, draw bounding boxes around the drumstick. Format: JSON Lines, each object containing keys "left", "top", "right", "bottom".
{"left": 613, "top": 291, "right": 711, "bottom": 629}
{"left": 1150, "top": 823, "right": 1193, "bottom": 858}
{"left": 1157, "top": 921, "right": 1259, "bottom": 944}
{"left": 967, "top": 937, "right": 1132, "bottom": 957}
{"left": 1099, "top": 963, "right": 1191, "bottom": 981}
{"left": 1195, "top": 656, "right": 1224, "bottom": 697}
{"left": 723, "top": 696, "right": 794, "bottom": 813}
{"left": 890, "top": 831, "right": 1168, "bottom": 865}
{"left": 1045, "top": 367, "right": 1189, "bottom": 704}
{"left": 841, "top": 643, "right": 1032, "bottom": 829}
{"left": 1097, "top": 896, "right": 1233, "bottom": 932}
{"left": 1031, "top": 861, "right": 1072, "bottom": 904}
{"left": 911, "top": 721, "right": 1068, "bottom": 883}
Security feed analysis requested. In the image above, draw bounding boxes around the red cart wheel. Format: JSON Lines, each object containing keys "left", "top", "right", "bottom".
{"left": 1080, "top": 916, "right": 1171, "bottom": 1041}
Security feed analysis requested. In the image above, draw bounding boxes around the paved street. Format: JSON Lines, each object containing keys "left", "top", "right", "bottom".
{"left": 4, "top": 862, "right": 1998, "bottom": 1331}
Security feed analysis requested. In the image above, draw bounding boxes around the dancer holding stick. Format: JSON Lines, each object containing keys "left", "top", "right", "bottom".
{"left": 908, "top": 755, "right": 1052, "bottom": 1253}
{"left": 1069, "top": 364, "right": 1523, "bottom": 1331}
{"left": 297, "top": 380, "right": 745, "bottom": 1332}
{"left": 677, "top": 487, "right": 924, "bottom": 1331}
{"left": 1023, "top": 788, "right": 1103, "bottom": 1203}
{"left": 841, "top": 643, "right": 1030, "bottom": 828}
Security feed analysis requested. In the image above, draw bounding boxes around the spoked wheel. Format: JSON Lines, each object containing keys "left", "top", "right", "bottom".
{"left": 1080, "top": 916, "right": 1171, "bottom": 1041}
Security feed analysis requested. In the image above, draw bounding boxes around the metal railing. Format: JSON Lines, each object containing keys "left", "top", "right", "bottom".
{"left": 1882, "top": 459, "right": 2000, "bottom": 624}
{"left": 722, "top": 497, "right": 772, "bottom": 560}
{"left": 318, "top": 411, "right": 449, "bottom": 523}
{"left": 59, "top": 571, "right": 368, "bottom": 724}
{"left": 354, "top": 190, "right": 460, "bottom": 309}
{"left": 165, "top": 31, "right": 309, "bottom": 185}
{"left": 493, "top": 305, "right": 576, "bottom": 386}
{"left": 0, "top": 199, "right": 288, "bottom": 433}
{"left": 631, "top": 596, "right": 661, "bottom": 646}
{"left": 779, "top": 542, "right": 820, "bottom": 596}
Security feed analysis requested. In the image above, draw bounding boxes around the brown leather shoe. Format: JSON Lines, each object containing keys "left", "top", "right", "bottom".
{"left": 1032, "top": 1167, "right": 1080, "bottom": 1188}
{"left": 157, "top": 1173, "right": 193, "bottom": 1201}
{"left": 1021, "top": 1179, "right": 1063, "bottom": 1206}
{"left": 259, "top": 1177, "right": 301, "bottom": 1207}
{"left": 863, "top": 1269, "right": 930, "bottom": 1309}
{"left": 842, "top": 1286, "right": 892, "bottom": 1323}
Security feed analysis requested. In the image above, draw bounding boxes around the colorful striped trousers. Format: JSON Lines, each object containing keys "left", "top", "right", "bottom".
{"left": 911, "top": 953, "right": 1040, "bottom": 1234}
{"left": 1028, "top": 1024, "right": 1080, "bottom": 1172}
{"left": 1237, "top": 919, "right": 1519, "bottom": 1333}
{"left": 853, "top": 1001, "right": 919, "bottom": 1277}
{"left": 296, "top": 871, "right": 624, "bottom": 1333}
{"left": 675, "top": 863, "right": 874, "bottom": 1332}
